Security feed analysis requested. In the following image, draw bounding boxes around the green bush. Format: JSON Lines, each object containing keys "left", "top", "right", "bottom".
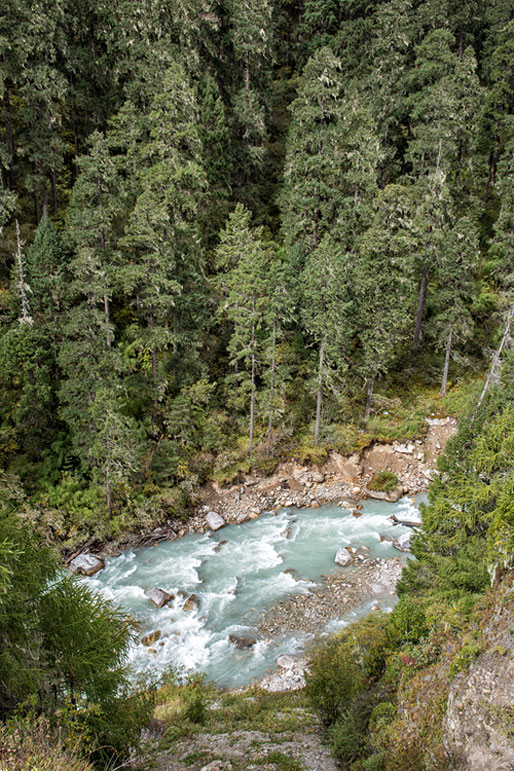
{"left": 368, "top": 471, "right": 398, "bottom": 493}
{"left": 306, "top": 635, "right": 363, "bottom": 727}
{"left": 389, "top": 597, "right": 427, "bottom": 644}
{"left": 331, "top": 704, "right": 368, "bottom": 767}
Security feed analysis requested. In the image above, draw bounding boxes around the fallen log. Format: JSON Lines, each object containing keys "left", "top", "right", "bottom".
{"left": 390, "top": 514, "right": 422, "bottom": 529}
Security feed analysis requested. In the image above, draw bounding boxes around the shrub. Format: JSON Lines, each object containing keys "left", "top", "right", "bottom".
{"left": 389, "top": 597, "right": 427, "bottom": 644}
{"left": 0, "top": 715, "right": 93, "bottom": 771}
{"left": 306, "top": 634, "right": 363, "bottom": 726}
{"left": 368, "top": 471, "right": 398, "bottom": 493}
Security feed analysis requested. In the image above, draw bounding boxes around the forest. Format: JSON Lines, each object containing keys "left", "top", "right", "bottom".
{"left": 1, "top": 0, "right": 514, "bottom": 768}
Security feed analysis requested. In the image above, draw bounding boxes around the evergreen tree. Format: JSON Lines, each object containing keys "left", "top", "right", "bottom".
{"left": 281, "top": 47, "right": 345, "bottom": 258}
{"left": 356, "top": 184, "right": 417, "bottom": 419}
{"left": 121, "top": 63, "right": 207, "bottom": 409}
{"left": 60, "top": 131, "right": 125, "bottom": 472}
{"left": 301, "top": 234, "right": 353, "bottom": 443}
{"left": 215, "top": 204, "right": 271, "bottom": 453}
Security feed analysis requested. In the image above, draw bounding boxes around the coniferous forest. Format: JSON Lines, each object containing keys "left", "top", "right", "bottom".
{"left": 2, "top": 0, "right": 514, "bottom": 769}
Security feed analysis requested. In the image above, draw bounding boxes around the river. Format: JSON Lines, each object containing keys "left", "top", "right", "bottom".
{"left": 83, "top": 496, "right": 422, "bottom": 689}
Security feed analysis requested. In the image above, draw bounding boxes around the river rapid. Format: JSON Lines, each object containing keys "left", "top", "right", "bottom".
{"left": 83, "top": 496, "right": 422, "bottom": 689}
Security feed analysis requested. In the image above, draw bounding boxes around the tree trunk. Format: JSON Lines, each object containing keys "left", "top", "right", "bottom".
{"left": 106, "top": 477, "right": 112, "bottom": 517}
{"left": 3, "top": 88, "right": 14, "bottom": 189}
{"left": 472, "top": 306, "right": 514, "bottom": 421}
{"left": 149, "top": 314, "right": 157, "bottom": 410}
{"left": 314, "top": 341, "right": 324, "bottom": 444}
{"left": 15, "top": 220, "right": 31, "bottom": 324}
{"left": 440, "top": 325, "right": 453, "bottom": 396}
{"left": 245, "top": 50, "right": 250, "bottom": 92}
{"left": 33, "top": 163, "right": 40, "bottom": 222}
{"left": 412, "top": 266, "right": 428, "bottom": 369}
{"left": 483, "top": 154, "right": 495, "bottom": 204}
{"left": 50, "top": 169, "right": 58, "bottom": 215}
{"left": 364, "top": 376, "right": 374, "bottom": 422}
{"left": 266, "top": 320, "right": 277, "bottom": 457}
{"left": 249, "top": 319, "right": 256, "bottom": 454}
{"left": 41, "top": 176, "right": 48, "bottom": 220}
{"left": 104, "top": 294, "right": 111, "bottom": 347}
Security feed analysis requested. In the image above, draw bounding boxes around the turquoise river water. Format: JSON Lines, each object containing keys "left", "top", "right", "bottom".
{"left": 83, "top": 496, "right": 423, "bottom": 689}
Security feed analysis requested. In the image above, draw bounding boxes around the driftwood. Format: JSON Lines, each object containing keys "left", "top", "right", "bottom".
{"left": 133, "top": 526, "right": 177, "bottom": 549}
{"left": 65, "top": 536, "right": 99, "bottom": 564}
{"left": 390, "top": 514, "right": 421, "bottom": 529}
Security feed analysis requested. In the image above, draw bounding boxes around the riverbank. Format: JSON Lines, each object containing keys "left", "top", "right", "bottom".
{"left": 74, "top": 416, "right": 455, "bottom": 563}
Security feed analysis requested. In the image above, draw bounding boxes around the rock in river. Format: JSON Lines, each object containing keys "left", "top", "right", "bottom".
{"left": 69, "top": 553, "right": 105, "bottom": 576}
{"left": 141, "top": 630, "right": 161, "bottom": 646}
{"left": 334, "top": 548, "right": 353, "bottom": 567}
{"left": 206, "top": 511, "right": 226, "bottom": 530}
{"left": 393, "top": 531, "right": 413, "bottom": 552}
{"left": 148, "top": 588, "right": 172, "bottom": 608}
{"left": 228, "top": 635, "right": 256, "bottom": 649}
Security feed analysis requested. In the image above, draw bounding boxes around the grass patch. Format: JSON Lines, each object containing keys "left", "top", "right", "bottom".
{"left": 251, "top": 750, "right": 303, "bottom": 769}
{"left": 155, "top": 677, "right": 312, "bottom": 749}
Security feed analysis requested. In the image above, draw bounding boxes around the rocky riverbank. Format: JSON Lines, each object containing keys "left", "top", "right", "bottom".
{"left": 68, "top": 417, "right": 456, "bottom": 564}
{"left": 256, "top": 556, "right": 403, "bottom": 639}
{"left": 185, "top": 416, "right": 456, "bottom": 538}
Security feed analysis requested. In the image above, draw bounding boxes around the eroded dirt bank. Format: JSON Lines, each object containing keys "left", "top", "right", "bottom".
{"left": 180, "top": 417, "right": 456, "bottom": 538}
{"left": 87, "top": 417, "right": 456, "bottom": 558}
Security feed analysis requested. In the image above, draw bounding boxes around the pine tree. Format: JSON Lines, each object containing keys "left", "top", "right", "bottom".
{"left": 121, "top": 63, "right": 207, "bottom": 408}
{"left": 301, "top": 234, "right": 353, "bottom": 443}
{"left": 60, "top": 130, "right": 124, "bottom": 472}
{"left": 281, "top": 47, "right": 345, "bottom": 258}
{"left": 406, "top": 29, "right": 481, "bottom": 366}
{"left": 215, "top": 204, "right": 271, "bottom": 453}
{"left": 356, "top": 184, "right": 417, "bottom": 419}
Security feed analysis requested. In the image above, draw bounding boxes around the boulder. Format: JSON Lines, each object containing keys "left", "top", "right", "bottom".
{"left": 228, "top": 635, "right": 256, "bottom": 649}
{"left": 183, "top": 593, "right": 199, "bottom": 612}
{"left": 206, "top": 511, "right": 226, "bottom": 530}
{"left": 148, "top": 588, "right": 172, "bottom": 608}
{"left": 69, "top": 553, "right": 105, "bottom": 576}
{"left": 335, "top": 548, "right": 353, "bottom": 567}
{"left": 141, "top": 630, "right": 161, "bottom": 646}
{"left": 312, "top": 472, "right": 324, "bottom": 483}
{"left": 392, "top": 531, "right": 413, "bottom": 552}
{"left": 323, "top": 451, "right": 363, "bottom": 481}
{"left": 276, "top": 654, "right": 304, "bottom": 670}
{"left": 200, "top": 761, "right": 232, "bottom": 771}
{"left": 213, "top": 539, "right": 228, "bottom": 553}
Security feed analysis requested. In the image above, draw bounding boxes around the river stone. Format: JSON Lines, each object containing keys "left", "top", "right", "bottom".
{"left": 276, "top": 654, "right": 303, "bottom": 670}
{"left": 393, "top": 531, "right": 413, "bottom": 552}
{"left": 200, "top": 761, "right": 232, "bottom": 771}
{"left": 141, "top": 630, "right": 161, "bottom": 646}
{"left": 183, "top": 593, "right": 199, "bottom": 612}
{"left": 228, "top": 634, "right": 256, "bottom": 649}
{"left": 69, "top": 553, "right": 105, "bottom": 576}
{"left": 213, "top": 539, "right": 228, "bottom": 553}
{"left": 148, "top": 588, "right": 172, "bottom": 608}
{"left": 206, "top": 511, "right": 226, "bottom": 530}
{"left": 312, "top": 472, "right": 324, "bottom": 483}
{"left": 335, "top": 548, "right": 353, "bottom": 567}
